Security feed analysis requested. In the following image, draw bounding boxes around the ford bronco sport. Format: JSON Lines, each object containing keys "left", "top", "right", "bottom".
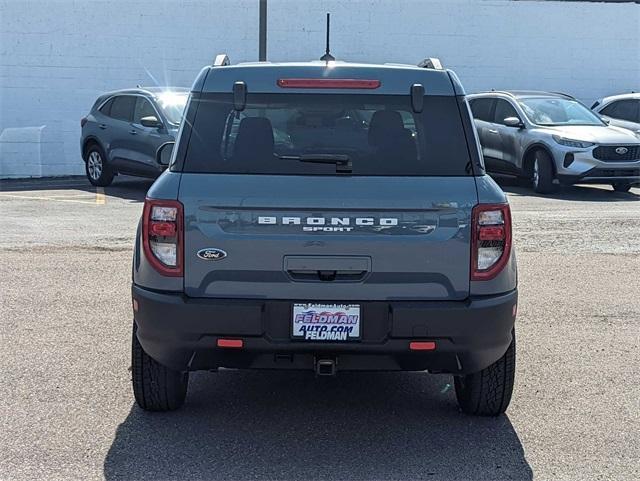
{"left": 131, "top": 55, "right": 518, "bottom": 416}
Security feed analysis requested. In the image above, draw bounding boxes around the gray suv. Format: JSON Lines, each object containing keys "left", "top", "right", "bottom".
{"left": 131, "top": 56, "right": 518, "bottom": 416}
{"left": 468, "top": 91, "right": 640, "bottom": 193}
{"left": 80, "top": 87, "right": 188, "bottom": 186}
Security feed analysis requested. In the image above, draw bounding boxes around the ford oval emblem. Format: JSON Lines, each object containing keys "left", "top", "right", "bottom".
{"left": 615, "top": 147, "right": 629, "bottom": 155}
{"left": 197, "top": 248, "right": 227, "bottom": 261}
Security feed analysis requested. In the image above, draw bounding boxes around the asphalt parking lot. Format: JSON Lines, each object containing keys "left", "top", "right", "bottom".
{"left": 0, "top": 176, "right": 638, "bottom": 481}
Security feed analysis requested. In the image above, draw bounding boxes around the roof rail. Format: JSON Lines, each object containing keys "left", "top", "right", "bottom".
{"left": 417, "top": 58, "right": 443, "bottom": 70}
{"left": 550, "top": 91, "right": 575, "bottom": 99}
{"left": 491, "top": 90, "right": 517, "bottom": 98}
{"left": 213, "top": 54, "right": 230, "bottom": 67}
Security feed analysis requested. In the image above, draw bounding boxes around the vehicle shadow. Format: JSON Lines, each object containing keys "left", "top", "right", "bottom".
{"left": 493, "top": 175, "right": 640, "bottom": 202}
{"left": 103, "top": 371, "right": 532, "bottom": 481}
{"left": 0, "top": 175, "right": 152, "bottom": 203}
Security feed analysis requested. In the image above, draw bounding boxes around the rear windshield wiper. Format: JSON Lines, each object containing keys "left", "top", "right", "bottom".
{"left": 280, "top": 154, "right": 352, "bottom": 173}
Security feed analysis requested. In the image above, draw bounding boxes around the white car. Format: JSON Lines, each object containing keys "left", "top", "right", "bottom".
{"left": 592, "top": 93, "right": 640, "bottom": 134}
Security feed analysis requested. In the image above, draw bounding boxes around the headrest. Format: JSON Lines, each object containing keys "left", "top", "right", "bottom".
{"left": 368, "top": 110, "right": 406, "bottom": 146}
{"left": 234, "top": 117, "right": 274, "bottom": 158}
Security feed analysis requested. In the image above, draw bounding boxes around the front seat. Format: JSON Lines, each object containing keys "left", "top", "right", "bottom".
{"left": 368, "top": 110, "right": 416, "bottom": 166}
{"left": 232, "top": 117, "right": 275, "bottom": 166}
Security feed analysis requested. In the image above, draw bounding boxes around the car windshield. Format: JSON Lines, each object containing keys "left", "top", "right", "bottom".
{"left": 156, "top": 92, "right": 188, "bottom": 125}
{"left": 518, "top": 97, "right": 604, "bottom": 126}
{"left": 181, "top": 93, "right": 472, "bottom": 176}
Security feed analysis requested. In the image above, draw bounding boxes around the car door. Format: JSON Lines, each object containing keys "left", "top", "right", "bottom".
{"left": 600, "top": 100, "right": 640, "bottom": 133}
{"left": 125, "top": 96, "right": 168, "bottom": 177}
{"left": 492, "top": 99, "right": 523, "bottom": 173}
{"left": 106, "top": 95, "right": 137, "bottom": 169}
{"left": 469, "top": 97, "right": 499, "bottom": 170}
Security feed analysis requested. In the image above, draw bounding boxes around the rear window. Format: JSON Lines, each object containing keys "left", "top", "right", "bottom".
{"left": 182, "top": 94, "right": 471, "bottom": 176}
{"left": 98, "top": 98, "right": 113, "bottom": 116}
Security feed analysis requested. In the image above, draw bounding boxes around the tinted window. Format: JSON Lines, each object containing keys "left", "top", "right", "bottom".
{"left": 182, "top": 94, "right": 472, "bottom": 176}
{"left": 469, "top": 98, "right": 494, "bottom": 122}
{"left": 494, "top": 99, "right": 519, "bottom": 125}
{"left": 109, "top": 96, "right": 136, "bottom": 122}
{"left": 601, "top": 100, "right": 640, "bottom": 123}
{"left": 133, "top": 97, "right": 157, "bottom": 124}
{"left": 99, "top": 98, "right": 114, "bottom": 116}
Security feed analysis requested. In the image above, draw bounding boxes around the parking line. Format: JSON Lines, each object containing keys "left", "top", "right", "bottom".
{"left": 17, "top": 193, "right": 96, "bottom": 199}
{"left": 0, "top": 193, "right": 97, "bottom": 205}
{"left": 95, "top": 187, "right": 106, "bottom": 205}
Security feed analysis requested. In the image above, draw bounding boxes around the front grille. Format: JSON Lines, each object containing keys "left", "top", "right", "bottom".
{"left": 593, "top": 145, "right": 640, "bottom": 162}
{"left": 587, "top": 168, "right": 640, "bottom": 178}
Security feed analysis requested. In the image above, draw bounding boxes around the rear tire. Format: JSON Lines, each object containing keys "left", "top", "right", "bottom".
{"left": 454, "top": 329, "right": 515, "bottom": 416}
{"left": 612, "top": 182, "right": 631, "bottom": 193}
{"left": 531, "top": 150, "right": 555, "bottom": 194}
{"left": 132, "top": 323, "right": 188, "bottom": 411}
{"left": 85, "top": 145, "right": 114, "bottom": 187}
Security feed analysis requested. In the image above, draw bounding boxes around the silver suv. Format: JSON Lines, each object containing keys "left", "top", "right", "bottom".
{"left": 592, "top": 93, "right": 640, "bottom": 135}
{"left": 468, "top": 91, "right": 640, "bottom": 193}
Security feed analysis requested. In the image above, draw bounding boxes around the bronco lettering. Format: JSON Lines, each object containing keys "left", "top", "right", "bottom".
{"left": 258, "top": 216, "right": 398, "bottom": 226}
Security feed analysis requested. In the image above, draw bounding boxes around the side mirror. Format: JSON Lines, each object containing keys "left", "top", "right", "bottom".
{"left": 141, "top": 116, "right": 163, "bottom": 128}
{"left": 156, "top": 142, "right": 175, "bottom": 166}
{"left": 504, "top": 117, "right": 524, "bottom": 128}
{"left": 601, "top": 117, "right": 611, "bottom": 125}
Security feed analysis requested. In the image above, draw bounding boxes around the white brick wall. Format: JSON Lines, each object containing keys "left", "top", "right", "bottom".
{"left": 1, "top": 0, "right": 638, "bottom": 178}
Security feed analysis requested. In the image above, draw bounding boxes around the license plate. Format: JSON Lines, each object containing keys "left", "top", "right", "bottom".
{"left": 292, "top": 303, "right": 361, "bottom": 341}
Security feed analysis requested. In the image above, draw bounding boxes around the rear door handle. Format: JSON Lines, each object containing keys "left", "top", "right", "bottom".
{"left": 129, "top": 129, "right": 137, "bottom": 135}
{"left": 488, "top": 129, "right": 499, "bottom": 134}
{"left": 98, "top": 124, "right": 107, "bottom": 130}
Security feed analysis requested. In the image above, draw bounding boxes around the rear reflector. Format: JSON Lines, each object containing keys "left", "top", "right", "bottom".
{"left": 409, "top": 341, "right": 436, "bottom": 351}
{"left": 277, "top": 78, "right": 381, "bottom": 89}
{"left": 217, "top": 339, "right": 244, "bottom": 348}
{"left": 478, "top": 225, "right": 505, "bottom": 241}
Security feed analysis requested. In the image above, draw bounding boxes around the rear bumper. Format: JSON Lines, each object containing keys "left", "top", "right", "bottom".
{"left": 132, "top": 285, "right": 517, "bottom": 375}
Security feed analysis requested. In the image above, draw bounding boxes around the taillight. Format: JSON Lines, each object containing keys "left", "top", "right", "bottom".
{"left": 80, "top": 117, "right": 87, "bottom": 127}
{"left": 471, "top": 203, "right": 512, "bottom": 281}
{"left": 142, "top": 198, "right": 183, "bottom": 276}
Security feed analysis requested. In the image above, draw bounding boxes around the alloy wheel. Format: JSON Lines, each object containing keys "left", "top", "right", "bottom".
{"left": 87, "top": 151, "right": 103, "bottom": 180}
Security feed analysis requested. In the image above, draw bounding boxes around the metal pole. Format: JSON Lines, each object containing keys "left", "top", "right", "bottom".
{"left": 259, "top": 0, "right": 267, "bottom": 61}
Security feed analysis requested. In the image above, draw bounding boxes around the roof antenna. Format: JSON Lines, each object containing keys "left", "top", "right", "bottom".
{"left": 320, "top": 13, "right": 335, "bottom": 62}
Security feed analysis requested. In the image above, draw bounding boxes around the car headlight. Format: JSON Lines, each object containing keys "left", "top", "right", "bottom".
{"left": 552, "top": 135, "right": 594, "bottom": 148}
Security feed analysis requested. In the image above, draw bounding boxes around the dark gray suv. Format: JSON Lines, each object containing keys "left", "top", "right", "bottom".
{"left": 131, "top": 57, "right": 518, "bottom": 416}
{"left": 80, "top": 87, "right": 188, "bottom": 186}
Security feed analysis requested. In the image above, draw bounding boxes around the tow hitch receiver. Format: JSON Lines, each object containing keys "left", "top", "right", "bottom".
{"left": 315, "top": 358, "right": 337, "bottom": 376}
